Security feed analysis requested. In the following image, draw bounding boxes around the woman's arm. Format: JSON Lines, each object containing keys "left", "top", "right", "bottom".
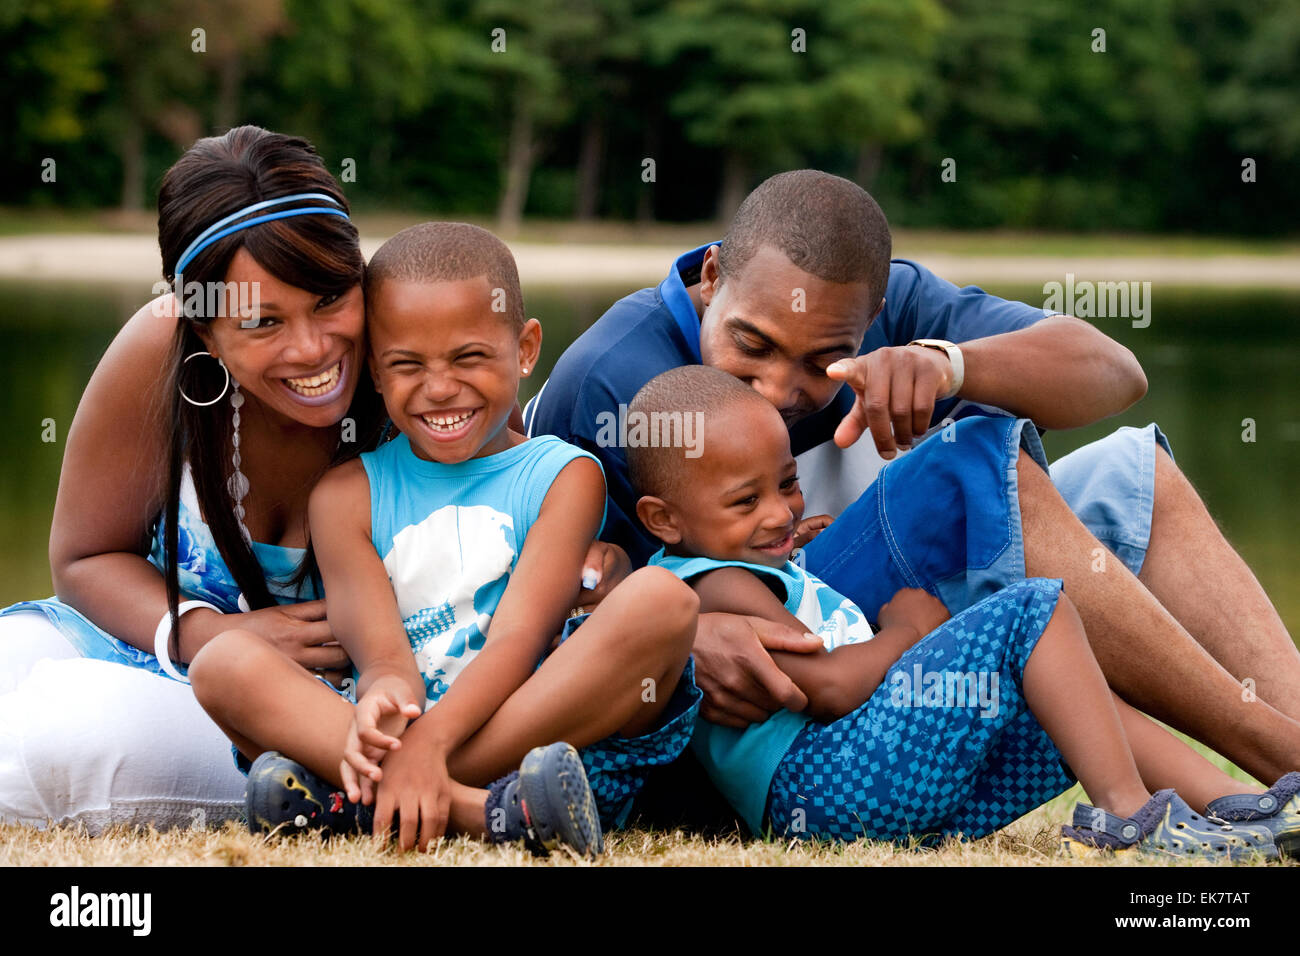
{"left": 400, "top": 455, "right": 606, "bottom": 757}
{"left": 47, "top": 294, "right": 346, "bottom": 672}
{"left": 691, "top": 568, "right": 921, "bottom": 724}
{"left": 47, "top": 295, "right": 207, "bottom": 653}
{"left": 306, "top": 461, "right": 424, "bottom": 702}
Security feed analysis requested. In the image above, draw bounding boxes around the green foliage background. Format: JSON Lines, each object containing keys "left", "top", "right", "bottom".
{"left": 1, "top": 0, "right": 1294, "bottom": 232}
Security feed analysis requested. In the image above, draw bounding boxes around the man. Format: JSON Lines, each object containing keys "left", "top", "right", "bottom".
{"left": 527, "top": 170, "right": 1300, "bottom": 825}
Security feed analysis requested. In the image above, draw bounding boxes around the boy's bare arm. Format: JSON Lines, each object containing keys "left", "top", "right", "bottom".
{"left": 307, "top": 460, "right": 424, "bottom": 703}
{"left": 771, "top": 629, "right": 921, "bottom": 723}
{"left": 692, "top": 568, "right": 921, "bottom": 724}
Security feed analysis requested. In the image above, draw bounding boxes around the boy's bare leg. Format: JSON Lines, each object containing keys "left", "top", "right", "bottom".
{"left": 447, "top": 567, "right": 697, "bottom": 786}
{"left": 1017, "top": 451, "right": 1300, "bottom": 782}
{"left": 1137, "top": 447, "right": 1300, "bottom": 719}
{"left": 190, "top": 628, "right": 354, "bottom": 786}
{"left": 1111, "top": 694, "right": 1266, "bottom": 813}
{"left": 192, "top": 629, "right": 492, "bottom": 838}
{"left": 1020, "top": 592, "right": 1151, "bottom": 819}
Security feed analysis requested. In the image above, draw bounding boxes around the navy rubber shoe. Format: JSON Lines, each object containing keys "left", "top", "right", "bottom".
{"left": 246, "top": 751, "right": 373, "bottom": 836}
{"left": 485, "top": 742, "right": 603, "bottom": 858}
{"left": 1206, "top": 771, "right": 1300, "bottom": 858}
{"left": 1061, "top": 789, "right": 1277, "bottom": 863}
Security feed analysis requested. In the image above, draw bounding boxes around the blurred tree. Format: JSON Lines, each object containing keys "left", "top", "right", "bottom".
{"left": 0, "top": 0, "right": 107, "bottom": 203}
{"left": 644, "top": 0, "right": 946, "bottom": 220}
{"left": 458, "top": 0, "right": 606, "bottom": 231}
{"left": 249, "top": 0, "right": 460, "bottom": 200}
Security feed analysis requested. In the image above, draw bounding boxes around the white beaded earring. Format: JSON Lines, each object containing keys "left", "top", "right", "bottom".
{"left": 228, "top": 380, "right": 252, "bottom": 545}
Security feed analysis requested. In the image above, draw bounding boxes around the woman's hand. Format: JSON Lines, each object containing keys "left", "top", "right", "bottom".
{"left": 571, "top": 540, "right": 632, "bottom": 613}
{"left": 183, "top": 599, "right": 350, "bottom": 676}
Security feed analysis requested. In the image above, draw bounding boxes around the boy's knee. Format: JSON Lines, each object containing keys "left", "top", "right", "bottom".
{"left": 628, "top": 566, "right": 699, "bottom": 633}
{"left": 188, "top": 628, "right": 265, "bottom": 707}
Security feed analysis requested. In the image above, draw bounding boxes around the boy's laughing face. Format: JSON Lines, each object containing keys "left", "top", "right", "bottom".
{"left": 645, "top": 397, "right": 806, "bottom": 569}
{"left": 367, "top": 275, "right": 540, "bottom": 464}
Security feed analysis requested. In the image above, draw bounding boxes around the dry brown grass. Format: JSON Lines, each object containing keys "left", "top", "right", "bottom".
{"left": 1, "top": 782, "right": 1288, "bottom": 867}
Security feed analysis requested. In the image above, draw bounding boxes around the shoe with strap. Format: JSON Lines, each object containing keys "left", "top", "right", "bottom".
{"left": 247, "top": 742, "right": 604, "bottom": 858}
{"left": 1206, "top": 771, "right": 1300, "bottom": 858}
{"left": 1060, "top": 789, "right": 1277, "bottom": 863}
{"left": 246, "top": 751, "right": 374, "bottom": 836}
{"left": 485, "top": 742, "right": 604, "bottom": 858}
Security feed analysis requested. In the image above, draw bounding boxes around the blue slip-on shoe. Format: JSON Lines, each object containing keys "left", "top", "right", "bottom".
{"left": 1061, "top": 789, "right": 1277, "bottom": 863}
{"left": 1206, "top": 771, "right": 1300, "bottom": 858}
{"left": 485, "top": 742, "right": 603, "bottom": 858}
{"left": 246, "top": 751, "right": 374, "bottom": 837}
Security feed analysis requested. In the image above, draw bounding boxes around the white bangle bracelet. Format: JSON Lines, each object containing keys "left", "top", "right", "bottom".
{"left": 154, "top": 600, "right": 222, "bottom": 684}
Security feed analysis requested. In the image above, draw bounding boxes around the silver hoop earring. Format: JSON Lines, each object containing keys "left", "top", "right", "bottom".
{"left": 179, "top": 351, "right": 230, "bottom": 407}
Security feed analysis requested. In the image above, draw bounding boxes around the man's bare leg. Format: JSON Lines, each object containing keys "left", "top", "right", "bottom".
{"left": 1136, "top": 446, "right": 1300, "bottom": 719}
{"left": 1017, "top": 450, "right": 1300, "bottom": 783}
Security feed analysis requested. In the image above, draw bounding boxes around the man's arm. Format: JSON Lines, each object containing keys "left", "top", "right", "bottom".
{"left": 830, "top": 316, "right": 1147, "bottom": 456}
{"left": 691, "top": 568, "right": 916, "bottom": 724}
{"left": 952, "top": 314, "right": 1147, "bottom": 428}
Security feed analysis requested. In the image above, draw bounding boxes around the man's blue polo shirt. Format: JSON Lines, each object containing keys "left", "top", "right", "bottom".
{"left": 524, "top": 242, "right": 1048, "bottom": 565}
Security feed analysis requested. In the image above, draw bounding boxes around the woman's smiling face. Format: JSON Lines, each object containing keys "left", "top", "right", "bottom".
{"left": 196, "top": 247, "right": 365, "bottom": 429}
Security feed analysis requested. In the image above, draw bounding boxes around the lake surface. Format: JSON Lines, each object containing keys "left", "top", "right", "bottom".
{"left": 1, "top": 278, "right": 1296, "bottom": 639}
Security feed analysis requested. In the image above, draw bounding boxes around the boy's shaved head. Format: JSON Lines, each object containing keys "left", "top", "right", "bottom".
{"left": 718, "top": 169, "right": 891, "bottom": 303}
{"left": 628, "top": 365, "right": 771, "bottom": 501}
{"left": 365, "top": 221, "right": 525, "bottom": 328}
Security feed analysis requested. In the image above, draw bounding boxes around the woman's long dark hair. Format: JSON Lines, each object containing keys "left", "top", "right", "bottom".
{"left": 156, "top": 125, "right": 387, "bottom": 660}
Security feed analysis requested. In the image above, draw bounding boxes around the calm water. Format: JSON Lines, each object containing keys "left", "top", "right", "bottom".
{"left": 1, "top": 279, "right": 1296, "bottom": 637}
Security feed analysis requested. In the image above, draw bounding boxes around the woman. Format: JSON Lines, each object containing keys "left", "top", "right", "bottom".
{"left": 0, "top": 126, "right": 388, "bottom": 831}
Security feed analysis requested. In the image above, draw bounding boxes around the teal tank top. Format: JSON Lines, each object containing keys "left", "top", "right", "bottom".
{"left": 359, "top": 432, "right": 604, "bottom": 709}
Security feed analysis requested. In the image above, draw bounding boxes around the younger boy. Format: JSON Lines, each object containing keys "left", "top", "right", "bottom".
{"left": 190, "top": 223, "right": 701, "bottom": 856}
{"left": 629, "top": 365, "right": 1296, "bottom": 858}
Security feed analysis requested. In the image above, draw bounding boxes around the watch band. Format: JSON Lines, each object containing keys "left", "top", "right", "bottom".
{"left": 908, "top": 339, "right": 964, "bottom": 400}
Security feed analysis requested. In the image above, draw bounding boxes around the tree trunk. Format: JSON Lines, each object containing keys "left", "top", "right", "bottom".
{"left": 636, "top": 120, "right": 659, "bottom": 222}
{"left": 715, "top": 149, "right": 751, "bottom": 222}
{"left": 855, "top": 142, "right": 882, "bottom": 189}
{"left": 119, "top": 117, "right": 144, "bottom": 212}
{"left": 215, "top": 53, "right": 242, "bottom": 131}
{"left": 574, "top": 114, "right": 605, "bottom": 221}
{"left": 497, "top": 83, "right": 536, "bottom": 234}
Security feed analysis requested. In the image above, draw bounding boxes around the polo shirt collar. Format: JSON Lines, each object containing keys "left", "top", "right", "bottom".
{"left": 657, "top": 241, "right": 719, "bottom": 361}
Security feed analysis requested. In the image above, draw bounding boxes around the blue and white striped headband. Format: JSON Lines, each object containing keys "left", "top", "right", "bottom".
{"left": 173, "top": 191, "right": 350, "bottom": 277}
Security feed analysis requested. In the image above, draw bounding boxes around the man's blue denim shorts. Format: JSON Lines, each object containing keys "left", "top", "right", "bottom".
{"left": 800, "top": 414, "right": 1171, "bottom": 619}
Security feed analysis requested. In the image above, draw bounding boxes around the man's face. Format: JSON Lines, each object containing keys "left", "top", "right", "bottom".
{"left": 697, "top": 244, "right": 879, "bottom": 427}
{"left": 661, "top": 399, "right": 806, "bottom": 569}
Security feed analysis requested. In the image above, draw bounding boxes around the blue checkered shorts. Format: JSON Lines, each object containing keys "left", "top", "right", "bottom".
{"left": 766, "top": 578, "right": 1076, "bottom": 844}
{"left": 557, "top": 613, "right": 702, "bottom": 831}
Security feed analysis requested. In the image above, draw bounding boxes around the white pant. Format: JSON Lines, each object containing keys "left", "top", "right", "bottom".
{"left": 0, "top": 611, "right": 246, "bottom": 833}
